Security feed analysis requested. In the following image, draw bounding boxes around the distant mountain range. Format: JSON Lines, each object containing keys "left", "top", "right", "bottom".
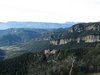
{"left": 0, "top": 21, "right": 76, "bottom": 29}
{"left": 0, "top": 28, "right": 48, "bottom": 46}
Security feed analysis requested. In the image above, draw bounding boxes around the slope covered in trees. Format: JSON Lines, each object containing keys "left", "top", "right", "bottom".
{"left": 0, "top": 43, "right": 100, "bottom": 75}
{"left": 0, "top": 28, "right": 48, "bottom": 46}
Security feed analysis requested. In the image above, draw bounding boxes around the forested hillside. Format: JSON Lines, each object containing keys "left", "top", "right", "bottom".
{"left": 0, "top": 28, "right": 48, "bottom": 46}
{"left": 0, "top": 43, "right": 100, "bottom": 75}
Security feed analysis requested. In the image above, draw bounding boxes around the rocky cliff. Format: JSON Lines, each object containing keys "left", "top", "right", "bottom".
{"left": 50, "top": 22, "right": 100, "bottom": 45}
{"left": 68, "top": 22, "right": 100, "bottom": 32}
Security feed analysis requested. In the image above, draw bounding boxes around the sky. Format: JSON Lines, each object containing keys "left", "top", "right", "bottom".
{"left": 0, "top": 0, "right": 100, "bottom": 23}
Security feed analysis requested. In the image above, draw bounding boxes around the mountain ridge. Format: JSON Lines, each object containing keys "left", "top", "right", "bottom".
{"left": 0, "top": 21, "right": 76, "bottom": 29}
{"left": 0, "top": 28, "right": 48, "bottom": 46}
{"left": 46, "top": 22, "right": 100, "bottom": 45}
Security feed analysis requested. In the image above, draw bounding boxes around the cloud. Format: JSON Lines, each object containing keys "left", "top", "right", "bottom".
{"left": 0, "top": 0, "right": 100, "bottom": 22}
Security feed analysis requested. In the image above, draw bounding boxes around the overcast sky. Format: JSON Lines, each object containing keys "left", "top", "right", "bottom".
{"left": 0, "top": 0, "right": 100, "bottom": 23}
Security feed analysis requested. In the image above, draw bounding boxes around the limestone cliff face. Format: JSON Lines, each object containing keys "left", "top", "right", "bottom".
{"left": 50, "top": 40, "right": 58, "bottom": 45}
{"left": 50, "top": 22, "right": 100, "bottom": 45}
{"left": 50, "top": 35, "right": 100, "bottom": 45}
{"left": 68, "top": 23, "right": 100, "bottom": 33}
{"left": 82, "top": 35, "right": 100, "bottom": 43}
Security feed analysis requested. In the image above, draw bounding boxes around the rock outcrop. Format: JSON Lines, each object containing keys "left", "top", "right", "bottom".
{"left": 50, "top": 35, "right": 100, "bottom": 45}
{"left": 68, "top": 23, "right": 100, "bottom": 32}
{"left": 50, "top": 22, "right": 100, "bottom": 45}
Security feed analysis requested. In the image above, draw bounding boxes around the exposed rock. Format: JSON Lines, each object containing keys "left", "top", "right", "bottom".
{"left": 68, "top": 22, "right": 100, "bottom": 32}
{"left": 50, "top": 49, "right": 57, "bottom": 54}
{"left": 82, "top": 35, "right": 100, "bottom": 43}
{"left": 44, "top": 49, "right": 57, "bottom": 56}
{"left": 49, "top": 22, "right": 100, "bottom": 45}
{"left": 50, "top": 35, "right": 100, "bottom": 45}
{"left": 50, "top": 40, "right": 59, "bottom": 45}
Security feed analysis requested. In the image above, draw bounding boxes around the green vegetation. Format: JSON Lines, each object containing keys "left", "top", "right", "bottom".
{"left": 0, "top": 40, "right": 50, "bottom": 59}
{"left": 0, "top": 28, "right": 48, "bottom": 46}
{"left": 19, "top": 40, "right": 50, "bottom": 52}
{"left": 48, "top": 42, "right": 98, "bottom": 50}
{"left": 0, "top": 43, "right": 100, "bottom": 75}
